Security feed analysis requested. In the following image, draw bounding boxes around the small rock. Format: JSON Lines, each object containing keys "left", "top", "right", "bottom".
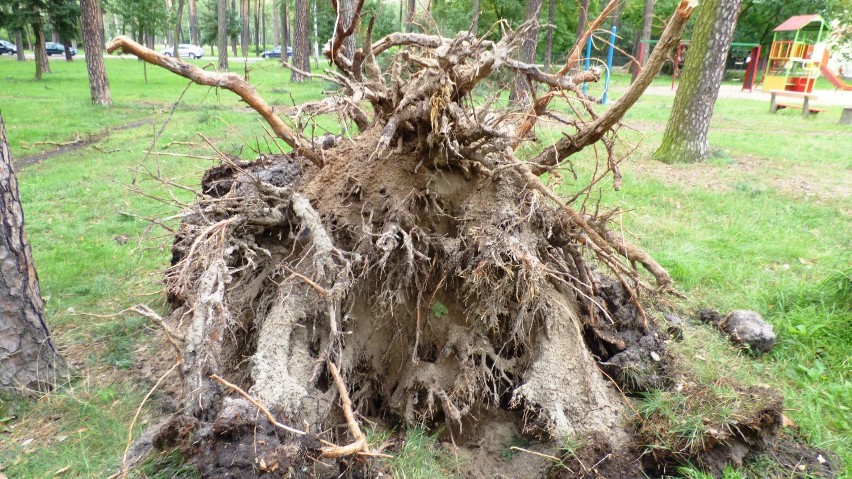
{"left": 696, "top": 309, "right": 722, "bottom": 326}
{"left": 664, "top": 313, "right": 685, "bottom": 340}
{"left": 720, "top": 310, "right": 776, "bottom": 353}
{"left": 650, "top": 351, "right": 661, "bottom": 362}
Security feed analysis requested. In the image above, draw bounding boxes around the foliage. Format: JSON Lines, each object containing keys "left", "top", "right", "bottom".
{"left": 108, "top": 0, "right": 170, "bottom": 41}
{"left": 199, "top": 0, "right": 240, "bottom": 47}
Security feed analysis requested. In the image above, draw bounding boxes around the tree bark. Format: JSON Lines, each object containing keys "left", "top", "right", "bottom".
{"left": 543, "top": 0, "right": 554, "bottom": 71}
{"left": 511, "top": 0, "right": 542, "bottom": 104}
{"left": 575, "top": 0, "right": 589, "bottom": 46}
{"left": 15, "top": 30, "right": 25, "bottom": 61}
{"left": 281, "top": 1, "right": 289, "bottom": 62}
{"left": 218, "top": 0, "right": 229, "bottom": 70}
{"left": 653, "top": 0, "right": 742, "bottom": 164}
{"left": 32, "top": 8, "right": 50, "bottom": 80}
{"left": 241, "top": 0, "right": 250, "bottom": 56}
{"left": 470, "top": 0, "right": 479, "bottom": 35}
{"left": 189, "top": 0, "right": 200, "bottom": 45}
{"left": 0, "top": 113, "right": 71, "bottom": 396}
{"left": 291, "top": 0, "right": 309, "bottom": 82}
{"left": 254, "top": 0, "right": 260, "bottom": 55}
{"left": 632, "top": 0, "right": 654, "bottom": 81}
{"left": 338, "top": 0, "right": 356, "bottom": 61}
{"left": 261, "top": 0, "right": 266, "bottom": 52}
{"left": 80, "top": 0, "right": 112, "bottom": 106}
{"left": 272, "top": 0, "right": 279, "bottom": 48}
{"left": 174, "top": 0, "right": 186, "bottom": 57}
{"left": 231, "top": 0, "right": 238, "bottom": 55}
{"left": 406, "top": 0, "right": 415, "bottom": 32}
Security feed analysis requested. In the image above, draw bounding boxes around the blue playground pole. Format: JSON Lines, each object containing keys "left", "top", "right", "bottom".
{"left": 582, "top": 36, "right": 592, "bottom": 95}
{"left": 602, "top": 26, "right": 617, "bottom": 105}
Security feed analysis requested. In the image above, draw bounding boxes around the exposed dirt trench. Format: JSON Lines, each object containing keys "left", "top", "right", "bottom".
{"left": 13, "top": 118, "right": 152, "bottom": 169}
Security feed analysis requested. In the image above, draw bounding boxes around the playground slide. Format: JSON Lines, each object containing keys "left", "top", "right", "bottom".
{"left": 820, "top": 64, "right": 852, "bottom": 91}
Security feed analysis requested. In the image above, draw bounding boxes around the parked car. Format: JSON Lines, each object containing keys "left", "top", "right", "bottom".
{"left": 161, "top": 44, "right": 205, "bottom": 59}
{"left": 0, "top": 40, "right": 17, "bottom": 55}
{"left": 45, "top": 42, "right": 76, "bottom": 56}
{"left": 260, "top": 46, "right": 292, "bottom": 59}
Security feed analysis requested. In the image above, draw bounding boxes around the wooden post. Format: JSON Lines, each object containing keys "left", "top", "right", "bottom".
{"left": 770, "top": 91, "right": 778, "bottom": 113}
{"left": 840, "top": 107, "right": 852, "bottom": 125}
{"left": 802, "top": 95, "right": 810, "bottom": 117}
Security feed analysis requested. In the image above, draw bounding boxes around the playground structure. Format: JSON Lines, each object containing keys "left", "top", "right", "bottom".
{"left": 637, "top": 40, "right": 761, "bottom": 92}
{"left": 764, "top": 15, "right": 828, "bottom": 93}
{"left": 634, "top": 14, "right": 852, "bottom": 94}
{"left": 581, "top": 26, "right": 618, "bottom": 105}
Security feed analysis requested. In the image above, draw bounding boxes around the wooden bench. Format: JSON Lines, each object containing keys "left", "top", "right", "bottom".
{"left": 769, "top": 90, "right": 826, "bottom": 117}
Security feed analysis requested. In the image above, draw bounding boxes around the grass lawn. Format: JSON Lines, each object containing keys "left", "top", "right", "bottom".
{"left": 0, "top": 56, "right": 849, "bottom": 478}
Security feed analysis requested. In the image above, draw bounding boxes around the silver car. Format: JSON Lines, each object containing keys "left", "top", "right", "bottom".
{"left": 161, "top": 44, "right": 204, "bottom": 59}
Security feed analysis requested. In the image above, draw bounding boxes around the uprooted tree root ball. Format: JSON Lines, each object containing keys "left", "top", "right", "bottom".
{"left": 102, "top": 0, "right": 819, "bottom": 477}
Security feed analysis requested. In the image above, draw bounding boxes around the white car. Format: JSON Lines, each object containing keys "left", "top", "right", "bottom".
{"left": 161, "top": 44, "right": 204, "bottom": 59}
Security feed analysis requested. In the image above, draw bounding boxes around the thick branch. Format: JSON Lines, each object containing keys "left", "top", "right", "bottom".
{"left": 528, "top": 0, "right": 697, "bottom": 173}
{"left": 371, "top": 32, "right": 445, "bottom": 56}
{"left": 106, "top": 36, "right": 322, "bottom": 167}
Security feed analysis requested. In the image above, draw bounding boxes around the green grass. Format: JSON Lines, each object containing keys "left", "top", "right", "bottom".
{"left": 0, "top": 55, "right": 849, "bottom": 478}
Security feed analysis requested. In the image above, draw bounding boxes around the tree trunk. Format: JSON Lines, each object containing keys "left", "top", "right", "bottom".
{"left": 254, "top": 0, "right": 260, "bottom": 56}
{"left": 281, "top": 1, "right": 289, "bottom": 62}
{"left": 543, "top": 0, "right": 554, "bottom": 71}
{"left": 338, "top": 0, "right": 356, "bottom": 61}
{"left": 290, "top": 0, "right": 309, "bottom": 82}
{"left": 218, "top": 0, "right": 229, "bottom": 70}
{"left": 231, "top": 0, "right": 238, "bottom": 55}
{"left": 189, "top": 0, "right": 200, "bottom": 45}
{"left": 0, "top": 113, "right": 71, "bottom": 396}
{"left": 80, "top": 0, "right": 112, "bottom": 106}
{"left": 174, "top": 0, "right": 186, "bottom": 57}
{"left": 15, "top": 30, "right": 25, "bottom": 61}
{"left": 632, "top": 0, "right": 654, "bottom": 81}
{"left": 261, "top": 0, "right": 266, "bottom": 52}
{"left": 406, "top": 0, "right": 415, "bottom": 32}
{"left": 272, "top": 1, "right": 279, "bottom": 48}
{"left": 166, "top": 0, "right": 175, "bottom": 46}
{"left": 575, "top": 0, "right": 589, "bottom": 46}
{"left": 511, "top": 0, "right": 542, "bottom": 104}
{"left": 653, "top": 0, "right": 742, "bottom": 164}
{"left": 471, "top": 0, "right": 479, "bottom": 35}
{"left": 32, "top": 9, "right": 50, "bottom": 80}
{"left": 241, "top": 0, "right": 249, "bottom": 56}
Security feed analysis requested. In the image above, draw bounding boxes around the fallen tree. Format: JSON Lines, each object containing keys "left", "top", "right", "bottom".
{"left": 104, "top": 1, "right": 793, "bottom": 476}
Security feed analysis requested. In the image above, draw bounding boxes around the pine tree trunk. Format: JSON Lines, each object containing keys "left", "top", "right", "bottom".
{"left": 190, "top": 0, "right": 200, "bottom": 45}
{"left": 471, "top": 0, "right": 479, "bottom": 35}
{"left": 218, "top": 0, "right": 229, "bottom": 70}
{"left": 174, "top": 0, "right": 186, "bottom": 57}
{"left": 511, "top": 0, "right": 542, "bottom": 104}
{"left": 338, "top": 0, "right": 356, "bottom": 61}
{"left": 231, "top": 0, "right": 238, "bottom": 55}
{"left": 261, "top": 0, "right": 266, "bottom": 52}
{"left": 575, "top": 0, "right": 589, "bottom": 45}
{"left": 15, "top": 30, "right": 25, "bottom": 61}
{"left": 290, "top": 0, "right": 309, "bottom": 82}
{"left": 254, "top": 0, "right": 260, "bottom": 56}
{"left": 241, "top": 0, "right": 249, "bottom": 56}
{"left": 544, "top": 0, "right": 554, "bottom": 71}
{"left": 272, "top": 1, "right": 279, "bottom": 48}
{"left": 406, "top": 0, "right": 415, "bottom": 32}
{"left": 632, "top": 0, "right": 654, "bottom": 81}
{"left": 0, "top": 113, "right": 71, "bottom": 396}
{"left": 653, "top": 0, "right": 742, "bottom": 164}
{"left": 80, "top": 0, "right": 112, "bottom": 106}
{"left": 32, "top": 10, "right": 50, "bottom": 80}
{"left": 281, "top": 1, "right": 289, "bottom": 62}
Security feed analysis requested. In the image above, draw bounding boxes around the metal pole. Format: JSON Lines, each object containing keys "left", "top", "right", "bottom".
{"left": 602, "top": 26, "right": 616, "bottom": 105}
{"left": 582, "top": 36, "right": 592, "bottom": 95}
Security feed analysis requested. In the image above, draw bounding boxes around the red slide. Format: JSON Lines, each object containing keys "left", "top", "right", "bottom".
{"left": 820, "top": 49, "right": 852, "bottom": 91}
{"left": 820, "top": 64, "right": 852, "bottom": 91}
